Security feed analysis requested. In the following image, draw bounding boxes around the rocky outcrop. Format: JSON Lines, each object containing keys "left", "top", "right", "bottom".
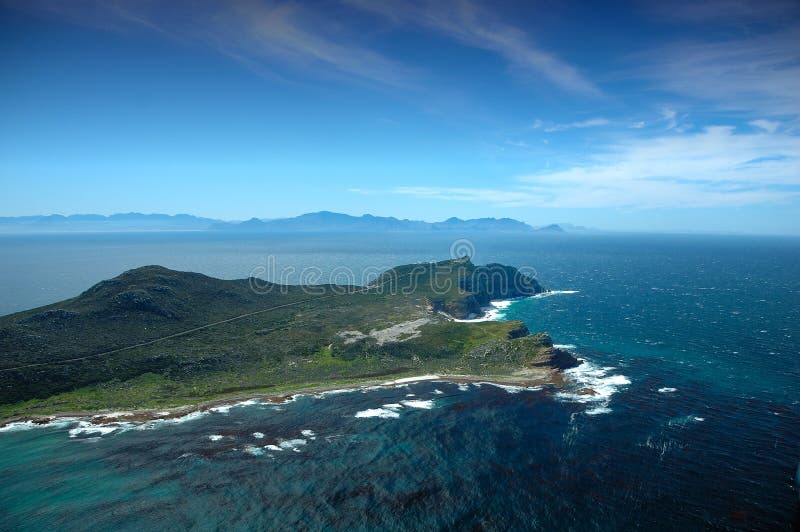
{"left": 463, "top": 332, "right": 580, "bottom": 370}
{"left": 530, "top": 346, "right": 582, "bottom": 370}
{"left": 460, "top": 263, "right": 543, "bottom": 306}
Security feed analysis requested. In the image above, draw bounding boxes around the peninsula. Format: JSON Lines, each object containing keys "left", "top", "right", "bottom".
{"left": 0, "top": 258, "right": 579, "bottom": 422}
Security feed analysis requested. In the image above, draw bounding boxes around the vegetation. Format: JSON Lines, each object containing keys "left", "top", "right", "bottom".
{"left": 0, "top": 258, "right": 572, "bottom": 419}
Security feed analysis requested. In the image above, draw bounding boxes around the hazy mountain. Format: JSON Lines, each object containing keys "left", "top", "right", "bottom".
{"left": 533, "top": 223, "right": 565, "bottom": 233}
{"left": 0, "top": 213, "right": 218, "bottom": 232}
{"left": 215, "top": 211, "right": 539, "bottom": 232}
{"left": 0, "top": 211, "right": 576, "bottom": 233}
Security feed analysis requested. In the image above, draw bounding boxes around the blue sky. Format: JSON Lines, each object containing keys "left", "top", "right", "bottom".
{"left": 1, "top": 0, "right": 799, "bottom": 233}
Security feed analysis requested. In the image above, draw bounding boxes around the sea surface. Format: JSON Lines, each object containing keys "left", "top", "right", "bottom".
{"left": 0, "top": 231, "right": 799, "bottom": 529}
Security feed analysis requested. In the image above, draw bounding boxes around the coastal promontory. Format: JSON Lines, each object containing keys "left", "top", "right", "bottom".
{"left": 0, "top": 258, "right": 578, "bottom": 421}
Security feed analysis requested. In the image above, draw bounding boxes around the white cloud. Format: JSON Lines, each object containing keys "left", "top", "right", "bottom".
{"left": 524, "top": 126, "right": 800, "bottom": 207}
{"left": 355, "top": 126, "right": 800, "bottom": 208}
{"left": 534, "top": 118, "right": 610, "bottom": 132}
{"left": 749, "top": 119, "right": 780, "bottom": 133}
{"left": 660, "top": 108, "right": 678, "bottom": 130}
{"left": 345, "top": 0, "right": 600, "bottom": 96}
{"left": 352, "top": 186, "right": 545, "bottom": 208}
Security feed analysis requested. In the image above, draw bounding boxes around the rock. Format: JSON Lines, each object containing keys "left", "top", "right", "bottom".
{"left": 530, "top": 332, "right": 554, "bottom": 347}
{"left": 530, "top": 346, "right": 581, "bottom": 370}
{"left": 507, "top": 323, "right": 530, "bottom": 339}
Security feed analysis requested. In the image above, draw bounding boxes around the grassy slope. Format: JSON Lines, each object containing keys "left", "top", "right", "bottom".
{"left": 0, "top": 259, "right": 561, "bottom": 419}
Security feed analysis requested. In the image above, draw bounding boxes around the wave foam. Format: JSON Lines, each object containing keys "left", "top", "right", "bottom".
{"left": 400, "top": 399, "right": 434, "bottom": 409}
{"left": 0, "top": 420, "right": 38, "bottom": 433}
{"left": 532, "top": 290, "right": 579, "bottom": 299}
{"left": 585, "top": 406, "right": 613, "bottom": 415}
{"left": 355, "top": 408, "right": 400, "bottom": 419}
{"left": 556, "top": 357, "right": 630, "bottom": 415}
{"left": 0, "top": 417, "right": 81, "bottom": 433}
{"left": 314, "top": 388, "right": 361, "bottom": 398}
{"left": 263, "top": 438, "right": 308, "bottom": 452}
{"left": 133, "top": 410, "right": 210, "bottom": 431}
{"left": 452, "top": 299, "right": 519, "bottom": 322}
{"left": 68, "top": 421, "right": 129, "bottom": 438}
{"left": 658, "top": 387, "right": 677, "bottom": 393}
{"left": 278, "top": 438, "right": 307, "bottom": 452}
{"left": 244, "top": 445, "right": 264, "bottom": 456}
{"left": 210, "top": 399, "right": 262, "bottom": 414}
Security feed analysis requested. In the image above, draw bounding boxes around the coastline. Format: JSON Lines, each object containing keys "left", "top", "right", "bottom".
{"left": 0, "top": 370, "right": 565, "bottom": 430}
{"left": 0, "top": 292, "right": 587, "bottom": 430}
{"left": 450, "top": 297, "right": 524, "bottom": 322}
{"left": 450, "top": 290, "right": 579, "bottom": 323}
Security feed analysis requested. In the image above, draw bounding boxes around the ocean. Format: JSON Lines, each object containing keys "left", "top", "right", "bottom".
{"left": 0, "top": 231, "right": 798, "bottom": 529}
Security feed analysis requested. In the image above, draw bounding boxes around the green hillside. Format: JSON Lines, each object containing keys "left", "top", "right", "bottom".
{"left": 0, "top": 258, "right": 573, "bottom": 420}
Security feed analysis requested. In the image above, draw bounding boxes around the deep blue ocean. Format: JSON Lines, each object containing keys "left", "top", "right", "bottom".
{"left": 0, "top": 231, "right": 798, "bottom": 530}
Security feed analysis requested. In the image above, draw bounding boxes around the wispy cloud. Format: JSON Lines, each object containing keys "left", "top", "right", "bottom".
{"left": 8, "top": 0, "right": 418, "bottom": 88}
{"left": 351, "top": 186, "right": 546, "bottom": 208}
{"left": 659, "top": 108, "right": 678, "bottom": 130}
{"left": 533, "top": 117, "right": 610, "bottom": 132}
{"left": 518, "top": 125, "right": 799, "bottom": 207}
{"left": 354, "top": 125, "right": 800, "bottom": 208}
{"left": 749, "top": 119, "right": 781, "bottom": 133}
{"left": 345, "top": 0, "right": 601, "bottom": 97}
{"left": 632, "top": 27, "right": 800, "bottom": 116}
{"left": 645, "top": 0, "right": 799, "bottom": 24}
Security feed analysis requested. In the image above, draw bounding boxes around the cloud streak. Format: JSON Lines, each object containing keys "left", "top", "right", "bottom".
{"left": 533, "top": 117, "right": 610, "bottom": 132}
{"left": 632, "top": 26, "right": 800, "bottom": 116}
{"left": 345, "top": 0, "right": 600, "bottom": 97}
{"left": 8, "top": 0, "right": 419, "bottom": 88}
{"left": 352, "top": 186, "right": 547, "bottom": 208}
{"left": 355, "top": 125, "right": 800, "bottom": 208}
{"left": 645, "top": 0, "right": 799, "bottom": 24}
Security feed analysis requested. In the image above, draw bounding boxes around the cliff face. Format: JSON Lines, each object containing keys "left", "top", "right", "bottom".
{"left": 460, "top": 263, "right": 543, "bottom": 306}
{"left": 396, "top": 259, "right": 544, "bottom": 319}
{"left": 429, "top": 260, "right": 544, "bottom": 319}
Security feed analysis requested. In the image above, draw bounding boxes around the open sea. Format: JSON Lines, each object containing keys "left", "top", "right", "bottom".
{"left": 0, "top": 231, "right": 799, "bottom": 530}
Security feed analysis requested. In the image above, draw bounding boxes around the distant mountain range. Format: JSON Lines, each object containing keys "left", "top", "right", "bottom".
{"left": 0, "top": 211, "right": 577, "bottom": 233}
{"left": 0, "top": 213, "right": 219, "bottom": 232}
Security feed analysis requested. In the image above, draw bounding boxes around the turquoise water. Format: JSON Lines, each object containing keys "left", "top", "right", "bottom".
{"left": 1, "top": 232, "right": 799, "bottom": 529}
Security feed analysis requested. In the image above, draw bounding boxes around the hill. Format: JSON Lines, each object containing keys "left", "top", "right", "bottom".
{"left": 0, "top": 259, "right": 576, "bottom": 420}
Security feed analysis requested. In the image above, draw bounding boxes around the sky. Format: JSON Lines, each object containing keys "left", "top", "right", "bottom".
{"left": 1, "top": 0, "right": 799, "bottom": 234}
